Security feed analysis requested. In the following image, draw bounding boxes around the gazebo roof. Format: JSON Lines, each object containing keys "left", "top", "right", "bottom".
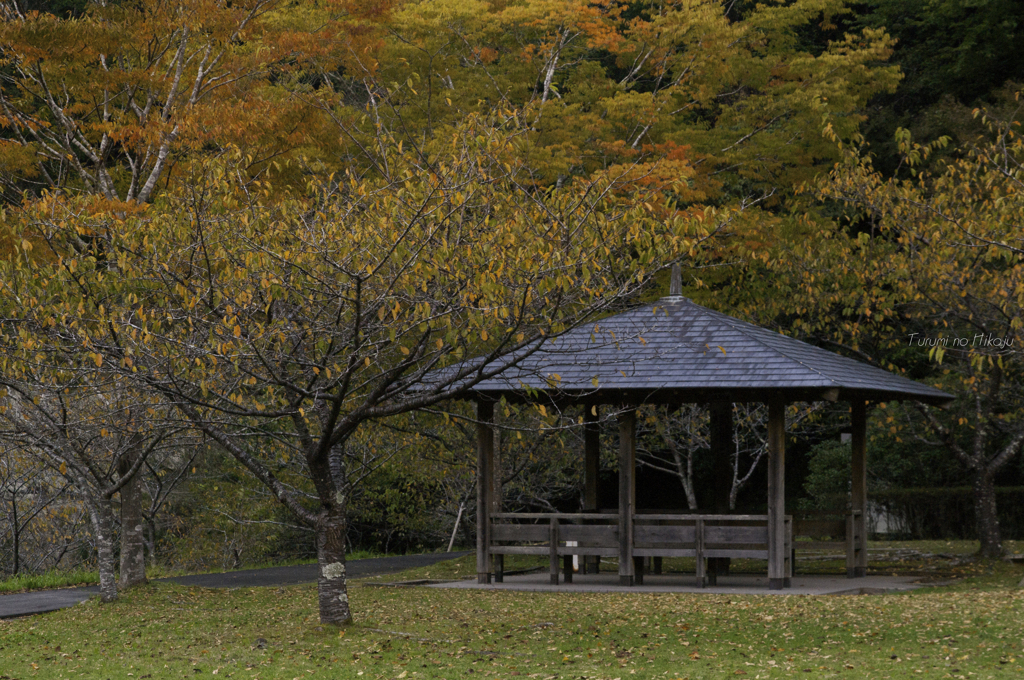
{"left": 466, "top": 294, "right": 954, "bottom": 406}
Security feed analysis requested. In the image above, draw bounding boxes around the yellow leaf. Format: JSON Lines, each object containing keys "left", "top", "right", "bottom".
{"left": 400, "top": 346, "right": 410, "bottom": 355}
{"left": 481, "top": 330, "right": 488, "bottom": 341}
{"left": 59, "top": 462, "right": 67, "bottom": 475}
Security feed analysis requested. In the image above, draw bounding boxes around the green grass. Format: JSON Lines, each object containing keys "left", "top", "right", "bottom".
{"left": 2, "top": 545, "right": 1023, "bottom": 678}
{"left": 0, "top": 568, "right": 99, "bottom": 594}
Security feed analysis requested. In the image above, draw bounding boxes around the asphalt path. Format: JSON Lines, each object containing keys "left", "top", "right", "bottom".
{"left": 0, "top": 551, "right": 470, "bottom": 620}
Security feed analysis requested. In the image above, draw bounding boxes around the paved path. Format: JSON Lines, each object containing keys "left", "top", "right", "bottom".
{"left": 0, "top": 551, "right": 470, "bottom": 620}
{"left": 0, "top": 587, "right": 102, "bottom": 619}
{"left": 163, "top": 551, "right": 470, "bottom": 588}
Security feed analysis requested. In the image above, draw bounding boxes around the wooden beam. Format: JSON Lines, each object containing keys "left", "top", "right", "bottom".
{"left": 767, "top": 400, "right": 787, "bottom": 590}
{"left": 618, "top": 409, "right": 636, "bottom": 586}
{"left": 476, "top": 400, "right": 494, "bottom": 584}
{"left": 850, "top": 400, "right": 868, "bottom": 578}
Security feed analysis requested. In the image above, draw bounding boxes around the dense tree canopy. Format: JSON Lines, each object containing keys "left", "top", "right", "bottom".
{"left": 2, "top": 0, "right": 1020, "bottom": 623}
{"left": 738, "top": 102, "right": 1024, "bottom": 557}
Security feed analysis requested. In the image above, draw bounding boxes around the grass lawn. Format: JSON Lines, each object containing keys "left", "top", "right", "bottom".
{"left": 0, "top": 569, "right": 100, "bottom": 595}
{"left": 1, "top": 546, "right": 1023, "bottom": 679}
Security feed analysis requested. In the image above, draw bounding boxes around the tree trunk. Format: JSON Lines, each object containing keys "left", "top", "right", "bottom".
{"left": 316, "top": 506, "right": 352, "bottom": 626}
{"left": 88, "top": 502, "right": 119, "bottom": 603}
{"left": 144, "top": 516, "right": 158, "bottom": 569}
{"left": 11, "top": 492, "right": 19, "bottom": 576}
{"left": 973, "top": 471, "right": 1003, "bottom": 558}
{"left": 119, "top": 449, "right": 147, "bottom": 588}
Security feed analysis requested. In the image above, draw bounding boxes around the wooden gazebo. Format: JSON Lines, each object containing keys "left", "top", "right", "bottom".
{"left": 462, "top": 271, "right": 952, "bottom": 589}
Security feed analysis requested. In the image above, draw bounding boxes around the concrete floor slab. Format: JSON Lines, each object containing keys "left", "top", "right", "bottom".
{"left": 429, "top": 571, "right": 932, "bottom": 595}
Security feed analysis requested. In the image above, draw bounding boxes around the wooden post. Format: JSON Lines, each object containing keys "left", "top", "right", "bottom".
{"left": 584, "top": 405, "right": 600, "bottom": 574}
{"left": 695, "top": 518, "right": 706, "bottom": 588}
{"left": 850, "top": 400, "right": 868, "bottom": 578}
{"left": 784, "top": 515, "right": 793, "bottom": 587}
{"left": 708, "top": 401, "right": 733, "bottom": 584}
{"left": 476, "top": 400, "right": 494, "bottom": 584}
{"left": 846, "top": 512, "right": 856, "bottom": 577}
{"left": 491, "top": 406, "right": 503, "bottom": 582}
{"left": 767, "top": 400, "right": 787, "bottom": 590}
{"left": 618, "top": 409, "right": 636, "bottom": 586}
{"left": 549, "top": 518, "right": 560, "bottom": 585}
{"left": 492, "top": 408, "right": 502, "bottom": 517}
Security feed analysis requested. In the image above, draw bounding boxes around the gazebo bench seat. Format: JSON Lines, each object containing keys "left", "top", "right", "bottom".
{"left": 488, "top": 513, "right": 792, "bottom": 586}
{"left": 488, "top": 545, "right": 549, "bottom": 555}
{"left": 632, "top": 548, "right": 699, "bottom": 557}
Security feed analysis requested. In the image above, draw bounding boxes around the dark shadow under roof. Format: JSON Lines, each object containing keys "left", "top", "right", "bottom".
{"left": 466, "top": 295, "right": 954, "bottom": 406}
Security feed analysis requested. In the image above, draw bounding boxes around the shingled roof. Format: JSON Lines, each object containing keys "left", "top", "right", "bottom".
{"left": 466, "top": 294, "right": 953, "bottom": 406}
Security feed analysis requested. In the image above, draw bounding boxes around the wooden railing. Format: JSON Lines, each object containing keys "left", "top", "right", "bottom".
{"left": 489, "top": 512, "right": 792, "bottom": 587}
{"left": 790, "top": 510, "right": 862, "bottom": 576}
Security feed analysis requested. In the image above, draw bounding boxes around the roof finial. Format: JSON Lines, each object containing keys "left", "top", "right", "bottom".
{"left": 669, "top": 263, "right": 682, "bottom": 297}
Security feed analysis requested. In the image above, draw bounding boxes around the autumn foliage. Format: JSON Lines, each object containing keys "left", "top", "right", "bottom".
{"left": 0, "top": 0, "right": 964, "bottom": 623}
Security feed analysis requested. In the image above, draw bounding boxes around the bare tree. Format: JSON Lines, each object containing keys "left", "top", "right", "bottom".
{"left": 0, "top": 441, "right": 81, "bottom": 576}
{"left": 0, "top": 376, "right": 180, "bottom": 601}
{"left": 638, "top": 403, "right": 821, "bottom": 510}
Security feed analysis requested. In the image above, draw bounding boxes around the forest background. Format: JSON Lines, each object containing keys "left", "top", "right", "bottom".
{"left": 0, "top": 0, "right": 1022, "bottom": 625}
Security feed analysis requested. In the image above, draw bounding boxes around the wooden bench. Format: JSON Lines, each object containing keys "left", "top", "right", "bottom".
{"left": 491, "top": 512, "right": 792, "bottom": 586}
{"left": 633, "top": 515, "right": 703, "bottom": 586}
{"left": 489, "top": 513, "right": 618, "bottom": 584}
{"left": 633, "top": 514, "right": 791, "bottom": 586}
